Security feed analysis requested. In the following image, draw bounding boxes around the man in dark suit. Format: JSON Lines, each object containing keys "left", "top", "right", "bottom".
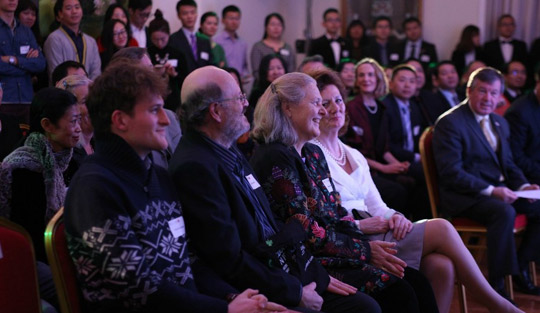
{"left": 502, "top": 60, "right": 527, "bottom": 104}
{"left": 389, "top": 17, "right": 437, "bottom": 70}
{"left": 363, "top": 16, "right": 398, "bottom": 68}
{"left": 383, "top": 64, "right": 430, "bottom": 220}
{"left": 433, "top": 67, "right": 540, "bottom": 297}
{"left": 308, "top": 8, "right": 352, "bottom": 69}
{"left": 169, "top": 0, "right": 212, "bottom": 74}
{"left": 425, "top": 61, "right": 465, "bottom": 122}
{"left": 505, "top": 67, "right": 540, "bottom": 185}
{"left": 169, "top": 66, "right": 380, "bottom": 313}
{"left": 483, "top": 14, "right": 528, "bottom": 71}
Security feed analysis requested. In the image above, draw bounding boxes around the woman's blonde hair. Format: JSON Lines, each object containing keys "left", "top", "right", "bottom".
{"left": 55, "top": 74, "right": 92, "bottom": 95}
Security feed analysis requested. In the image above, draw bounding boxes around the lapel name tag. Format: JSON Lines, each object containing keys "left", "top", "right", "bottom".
{"left": 245, "top": 174, "right": 261, "bottom": 190}
{"left": 322, "top": 178, "right": 334, "bottom": 192}
{"left": 413, "top": 125, "right": 420, "bottom": 136}
{"left": 168, "top": 217, "right": 185, "bottom": 238}
{"left": 200, "top": 51, "right": 209, "bottom": 61}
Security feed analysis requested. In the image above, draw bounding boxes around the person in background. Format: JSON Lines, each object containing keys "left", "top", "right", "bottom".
{"left": 406, "top": 58, "right": 435, "bottom": 125}
{"left": 451, "top": 25, "right": 484, "bottom": 76}
{"left": 44, "top": 0, "right": 101, "bottom": 80}
{"left": 15, "top": 0, "right": 41, "bottom": 44}
{"left": 251, "top": 13, "right": 295, "bottom": 77}
{"left": 214, "top": 5, "right": 249, "bottom": 82}
{"left": 342, "top": 58, "right": 410, "bottom": 216}
{"left": 503, "top": 60, "right": 527, "bottom": 103}
{"left": 148, "top": 9, "right": 187, "bottom": 111}
{"left": 55, "top": 74, "right": 93, "bottom": 185}
{"left": 97, "top": 3, "right": 139, "bottom": 52}
{"left": 458, "top": 60, "right": 485, "bottom": 89}
{"left": 99, "top": 19, "right": 130, "bottom": 70}
{"left": 426, "top": 61, "right": 464, "bottom": 122}
{"left": 483, "top": 14, "right": 528, "bottom": 71}
{"left": 391, "top": 17, "right": 438, "bottom": 71}
{"left": 51, "top": 60, "right": 87, "bottom": 86}
{"left": 0, "top": 0, "right": 46, "bottom": 158}
{"left": 298, "top": 54, "right": 326, "bottom": 73}
{"left": 169, "top": 0, "right": 212, "bottom": 74}
{"left": 337, "top": 60, "right": 356, "bottom": 100}
{"left": 364, "top": 16, "right": 397, "bottom": 68}
{"left": 308, "top": 8, "right": 352, "bottom": 70}
{"left": 127, "top": 0, "right": 151, "bottom": 47}
{"left": 198, "top": 11, "right": 227, "bottom": 68}
{"left": 248, "top": 54, "right": 287, "bottom": 116}
{"left": 345, "top": 20, "right": 368, "bottom": 62}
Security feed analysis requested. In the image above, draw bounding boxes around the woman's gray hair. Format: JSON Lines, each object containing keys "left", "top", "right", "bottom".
{"left": 55, "top": 74, "right": 92, "bottom": 94}
{"left": 252, "top": 72, "right": 316, "bottom": 146}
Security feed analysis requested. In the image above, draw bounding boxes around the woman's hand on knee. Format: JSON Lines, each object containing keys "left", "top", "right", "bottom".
{"left": 389, "top": 214, "right": 412, "bottom": 240}
{"left": 368, "top": 241, "right": 407, "bottom": 278}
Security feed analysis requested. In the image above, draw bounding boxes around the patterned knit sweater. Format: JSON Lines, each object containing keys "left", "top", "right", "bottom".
{"left": 65, "top": 134, "right": 227, "bottom": 313}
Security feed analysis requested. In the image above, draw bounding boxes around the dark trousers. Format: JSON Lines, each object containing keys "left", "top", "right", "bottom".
{"left": 457, "top": 196, "right": 540, "bottom": 283}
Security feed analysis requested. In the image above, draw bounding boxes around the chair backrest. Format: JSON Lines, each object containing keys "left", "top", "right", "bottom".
{"left": 0, "top": 217, "right": 42, "bottom": 313}
{"left": 419, "top": 126, "right": 441, "bottom": 218}
{"left": 45, "top": 208, "right": 83, "bottom": 313}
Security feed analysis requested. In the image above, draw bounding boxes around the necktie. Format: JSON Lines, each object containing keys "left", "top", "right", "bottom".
{"left": 452, "top": 93, "right": 459, "bottom": 107}
{"left": 400, "top": 106, "right": 414, "bottom": 151}
{"left": 380, "top": 45, "right": 388, "bottom": 66}
{"left": 190, "top": 33, "right": 198, "bottom": 60}
{"left": 233, "top": 162, "right": 275, "bottom": 239}
{"left": 481, "top": 117, "right": 497, "bottom": 151}
{"left": 410, "top": 43, "right": 417, "bottom": 59}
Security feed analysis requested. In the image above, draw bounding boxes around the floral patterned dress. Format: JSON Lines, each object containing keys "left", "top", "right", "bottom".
{"left": 251, "top": 142, "right": 395, "bottom": 293}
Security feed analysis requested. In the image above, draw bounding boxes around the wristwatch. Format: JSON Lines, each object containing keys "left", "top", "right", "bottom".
{"left": 8, "top": 56, "right": 15, "bottom": 65}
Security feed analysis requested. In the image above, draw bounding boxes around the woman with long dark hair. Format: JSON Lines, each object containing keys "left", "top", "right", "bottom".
{"left": 198, "top": 11, "right": 227, "bottom": 68}
{"left": 451, "top": 25, "right": 485, "bottom": 75}
{"left": 99, "top": 19, "right": 130, "bottom": 70}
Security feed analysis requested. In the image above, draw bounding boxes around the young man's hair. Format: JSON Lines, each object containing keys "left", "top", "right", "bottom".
{"left": 373, "top": 16, "right": 392, "bottom": 29}
{"left": 128, "top": 0, "right": 152, "bottom": 11}
{"left": 433, "top": 60, "right": 456, "bottom": 78}
{"left": 87, "top": 62, "right": 167, "bottom": 139}
{"left": 222, "top": 5, "right": 240, "bottom": 18}
{"left": 176, "top": 0, "right": 197, "bottom": 14}
{"left": 402, "top": 16, "right": 421, "bottom": 29}
{"left": 323, "top": 8, "right": 339, "bottom": 20}
{"left": 51, "top": 60, "right": 88, "bottom": 86}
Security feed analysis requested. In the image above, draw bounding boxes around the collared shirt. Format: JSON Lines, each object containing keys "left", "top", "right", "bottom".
{"left": 505, "top": 88, "right": 519, "bottom": 99}
{"left": 325, "top": 33, "right": 341, "bottom": 65}
{"left": 439, "top": 88, "right": 459, "bottom": 107}
{"left": 61, "top": 25, "right": 83, "bottom": 63}
{"left": 214, "top": 31, "right": 248, "bottom": 76}
{"left": 499, "top": 36, "right": 513, "bottom": 63}
{"left": 131, "top": 24, "right": 146, "bottom": 47}
{"left": 405, "top": 40, "right": 422, "bottom": 59}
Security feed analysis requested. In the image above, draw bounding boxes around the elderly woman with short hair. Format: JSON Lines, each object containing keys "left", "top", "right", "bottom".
{"left": 250, "top": 72, "right": 438, "bottom": 313}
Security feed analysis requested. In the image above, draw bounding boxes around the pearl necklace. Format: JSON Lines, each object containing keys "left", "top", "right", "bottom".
{"left": 314, "top": 139, "right": 347, "bottom": 166}
{"left": 364, "top": 101, "right": 378, "bottom": 114}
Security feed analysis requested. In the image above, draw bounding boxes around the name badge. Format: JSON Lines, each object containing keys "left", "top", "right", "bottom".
{"left": 352, "top": 126, "right": 364, "bottom": 136}
{"left": 20, "top": 45, "right": 30, "bottom": 54}
{"left": 322, "top": 178, "right": 334, "bottom": 192}
{"left": 280, "top": 49, "right": 290, "bottom": 56}
{"left": 168, "top": 217, "right": 185, "bottom": 238}
{"left": 245, "top": 174, "right": 261, "bottom": 190}
{"left": 342, "top": 50, "right": 349, "bottom": 58}
{"left": 167, "top": 59, "right": 178, "bottom": 67}
{"left": 420, "top": 54, "right": 430, "bottom": 62}
{"left": 389, "top": 53, "right": 399, "bottom": 61}
{"left": 413, "top": 125, "right": 420, "bottom": 136}
{"left": 200, "top": 51, "right": 209, "bottom": 61}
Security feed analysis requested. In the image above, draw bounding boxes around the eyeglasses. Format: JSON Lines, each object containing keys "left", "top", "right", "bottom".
{"left": 217, "top": 93, "right": 248, "bottom": 104}
{"left": 113, "top": 30, "right": 127, "bottom": 37}
{"left": 510, "top": 70, "right": 526, "bottom": 76}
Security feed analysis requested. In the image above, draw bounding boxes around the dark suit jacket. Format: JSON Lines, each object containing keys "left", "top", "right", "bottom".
{"left": 383, "top": 94, "right": 427, "bottom": 163}
{"left": 422, "top": 89, "right": 465, "bottom": 124}
{"left": 504, "top": 92, "right": 540, "bottom": 184}
{"left": 530, "top": 37, "right": 540, "bottom": 71}
{"left": 389, "top": 39, "right": 438, "bottom": 69}
{"left": 483, "top": 38, "right": 528, "bottom": 70}
{"left": 308, "top": 35, "right": 352, "bottom": 69}
{"left": 169, "top": 130, "right": 325, "bottom": 306}
{"left": 169, "top": 28, "right": 213, "bottom": 74}
{"left": 433, "top": 103, "right": 528, "bottom": 216}
{"left": 451, "top": 47, "right": 485, "bottom": 75}
{"left": 363, "top": 39, "right": 400, "bottom": 67}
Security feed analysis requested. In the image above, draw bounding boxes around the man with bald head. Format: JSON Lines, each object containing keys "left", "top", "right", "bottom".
{"left": 169, "top": 66, "right": 381, "bottom": 313}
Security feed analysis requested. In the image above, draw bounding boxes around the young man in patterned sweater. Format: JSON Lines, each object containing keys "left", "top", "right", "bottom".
{"left": 64, "top": 61, "right": 288, "bottom": 313}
